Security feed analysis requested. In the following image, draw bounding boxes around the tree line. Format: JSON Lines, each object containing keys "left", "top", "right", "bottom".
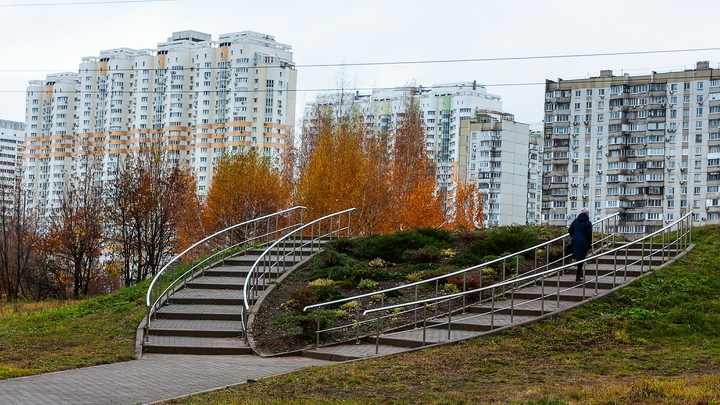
{"left": 0, "top": 92, "right": 483, "bottom": 302}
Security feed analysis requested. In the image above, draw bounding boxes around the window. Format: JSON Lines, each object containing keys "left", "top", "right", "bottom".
{"left": 586, "top": 102, "right": 592, "bottom": 109}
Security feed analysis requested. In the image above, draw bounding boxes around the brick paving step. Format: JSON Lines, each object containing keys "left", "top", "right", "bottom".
{"left": 468, "top": 297, "right": 577, "bottom": 316}
{"left": 302, "top": 343, "right": 411, "bottom": 361}
{"left": 148, "top": 319, "right": 243, "bottom": 338}
{"left": 169, "top": 288, "right": 245, "bottom": 305}
{"left": 155, "top": 304, "right": 243, "bottom": 321}
{"left": 425, "top": 313, "right": 537, "bottom": 332}
{"left": 187, "top": 276, "right": 248, "bottom": 290}
{"left": 373, "top": 327, "right": 480, "bottom": 348}
{"left": 143, "top": 335, "right": 252, "bottom": 355}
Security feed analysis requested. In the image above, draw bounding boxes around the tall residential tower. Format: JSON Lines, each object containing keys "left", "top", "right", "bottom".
{"left": 543, "top": 61, "right": 720, "bottom": 235}
{"left": 23, "top": 30, "right": 296, "bottom": 216}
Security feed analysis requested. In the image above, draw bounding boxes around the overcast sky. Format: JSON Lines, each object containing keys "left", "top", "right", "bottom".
{"left": 1, "top": 0, "right": 720, "bottom": 129}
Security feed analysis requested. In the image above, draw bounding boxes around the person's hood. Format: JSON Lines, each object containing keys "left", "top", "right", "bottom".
{"left": 576, "top": 213, "right": 590, "bottom": 222}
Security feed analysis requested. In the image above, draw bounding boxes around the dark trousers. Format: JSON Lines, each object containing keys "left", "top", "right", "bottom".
{"left": 576, "top": 262, "right": 584, "bottom": 279}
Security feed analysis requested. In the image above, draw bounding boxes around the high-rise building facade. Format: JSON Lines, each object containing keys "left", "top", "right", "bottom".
{"left": 457, "top": 112, "right": 538, "bottom": 226}
{"left": 0, "top": 119, "right": 24, "bottom": 207}
{"left": 543, "top": 61, "right": 719, "bottom": 236}
{"left": 23, "top": 30, "right": 296, "bottom": 215}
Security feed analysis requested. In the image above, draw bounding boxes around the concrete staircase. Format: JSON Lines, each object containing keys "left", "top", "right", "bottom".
{"left": 143, "top": 242, "right": 318, "bottom": 355}
{"left": 300, "top": 242, "right": 691, "bottom": 361}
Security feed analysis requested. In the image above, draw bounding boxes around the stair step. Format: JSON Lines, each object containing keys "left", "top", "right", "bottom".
{"left": 155, "top": 304, "right": 242, "bottom": 321}
{"left": 148, "top": 319, "right": 243, "bottom": 338}
{"left": 170, "top": 288, "right": 245, "bottom": 305}
{"left": 143, "top": 335, "right": 251, "bottom": 355}
{"left": 187, "top": 276, "right": 247, "bottom": 290}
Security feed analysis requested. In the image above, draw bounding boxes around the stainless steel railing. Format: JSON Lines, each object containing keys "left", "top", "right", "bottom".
{"left": 303, "top": 213, "right": 620, "bottom": 348}
{"left": 361, "top": 212, "right": 693, "bottom": 352}
{"left": 243, "top": 208, "right": 355, "bottom": 342}
{"left": 144, "top": 206, "right": 306, "bottom": 341}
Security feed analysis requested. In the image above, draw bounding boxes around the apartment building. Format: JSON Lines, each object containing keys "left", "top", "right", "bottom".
{"left": 457, "top": 112, "right": 539, "bottom": 226}
{"left": 24, "top": 30, "right": 296, "bottom": 215}
{"left": 306, "top": 82, "right": 503, "bottom": 201}
{"left": 0, "top": 119, "right": 24, "bottom": 207}
{"left": 543, "top": 61, "right": 720, "bottom": 236}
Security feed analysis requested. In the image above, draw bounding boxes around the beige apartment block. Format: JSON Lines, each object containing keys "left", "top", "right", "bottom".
{"left": 543, "top": 61, "right": 720, "bottom": 237}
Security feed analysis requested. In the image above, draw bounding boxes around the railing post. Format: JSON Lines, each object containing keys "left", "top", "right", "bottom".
{"left": 447, "top": 299, "right": 452, "bottom": 341}
{"left": 422, "top": 305, "right": 427, "bottom": 345}
{"left": 316, "top": 308, "right": 321, "bottom": 348}
{"left": 490, "top": 288, "right": 495, "bottom": 330}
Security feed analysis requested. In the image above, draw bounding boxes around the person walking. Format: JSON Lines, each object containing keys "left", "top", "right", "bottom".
{"left": 568, "top": 207, "right": 593, "bottom": 282}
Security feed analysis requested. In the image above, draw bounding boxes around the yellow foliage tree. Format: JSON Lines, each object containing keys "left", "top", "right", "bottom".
{"left": 203, "top": 148, "right": 291, "bottom": 233}
{"left": 448, "top": 179, "right": 485, "bottom": 229}
{"left": 381, "top": 93, "right": 444, "bottom": 232}
{"left": 296, "top": 105, "right": 387, "bottom": 235}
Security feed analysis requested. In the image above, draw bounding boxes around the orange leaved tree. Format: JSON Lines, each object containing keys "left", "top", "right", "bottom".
{"left": 382, "top": 94, "right": 444, "bottom": 232}
{"left": 202, "top": 148, "right": 291, "bottom": 234}
{"left": 448, "top": 179, "right": 485, "bottom": 229}
{"left": 296, "top": 105, "right": 387, "bottom": 235}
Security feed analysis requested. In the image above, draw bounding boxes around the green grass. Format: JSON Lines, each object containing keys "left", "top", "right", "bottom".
{"left": 2, "top": 226, "right": 720, "bottom": 404}
{"left": 159, "top": 225, "right": 720, "bottom": 404}
{"left": 0, "top": 280, "right": 147, "bottom": 379}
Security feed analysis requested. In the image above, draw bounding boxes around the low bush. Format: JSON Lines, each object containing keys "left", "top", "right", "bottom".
{"left": 403, "top": 246, "right": 444, "bottom": 264}
{"left": 353, "top": 230, "right": 451, "bottom": 263}
{"left": 465, "top": 226, "right": 539, "bottom": 258}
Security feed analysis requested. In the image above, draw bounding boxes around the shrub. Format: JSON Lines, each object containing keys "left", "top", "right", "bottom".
{"left": 465, "top": 226, "right": 539, "bottom": 258}
{"left": 314, "top": 285, "right": 343, "bottom": 303}
{"left": 357, "top": 278, "right": 378, "bottom": 290}
{"left": 271, "top": 312, "right": 337, "bottom": 339}
{"left": 326, "top": 237, "right": 355, "bottom": 254}
{"left": 443, "top": 283, "right": 460, "bottom": 295}
{"left": 287, "top": 286, "right": 318, "bottom": 310}
{"left": 403, "top": 246, "right": 444, "bottom": 264}
{"left": 448, "top": 252, "right": 482, "bottom": 268}
{"left": 353, "top": 230, "right": 451, "bottom": 263}
{"left": 447, "top": 274, "right": 481, "bottom": 291}
{"left": 406, "top": 272, "right": 423, "bottom": 282}
{"left": 309, "top": 278, "right": 334, "bottom": 287}
{"left": 312, "top": 249, "right": 356, "bottom": 269}
{"left": 414, "top": 227, "right": 453, "bottom": 244}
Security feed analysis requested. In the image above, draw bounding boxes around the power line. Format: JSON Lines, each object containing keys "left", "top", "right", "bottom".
{"left": 0, "top": 0, "right": 192, "bottom": 6}
{"left": 2, "top": 47, "right": 720, "bottom": 73}
{"left": 0, "top": 82, "right": 547, "bottom": 94}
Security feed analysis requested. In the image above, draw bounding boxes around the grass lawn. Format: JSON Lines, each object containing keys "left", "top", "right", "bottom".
{"left": 0, "top": 282, "right": 146, "bottom": 379}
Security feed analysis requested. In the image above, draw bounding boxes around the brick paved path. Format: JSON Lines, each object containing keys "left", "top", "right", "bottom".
{"left": 0, "top": 354, "right": 329, "bottom": 405}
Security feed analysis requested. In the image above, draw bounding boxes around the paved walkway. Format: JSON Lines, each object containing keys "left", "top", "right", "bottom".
{"left": 0, "top": 354, "right": 330, "bottom": 405}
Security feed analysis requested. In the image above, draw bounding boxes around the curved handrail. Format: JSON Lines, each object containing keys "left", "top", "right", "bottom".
{"left": 243, "top": 208, "right": 356, "bottom": 315}
{"left": 144, "top": 206, "right": 306, "bottom": 337}
{"left": 363, "top": 211, "right": 693, "bottom": 318}
{"left": 303, "top": 212, "right": 620, "bottom": 313}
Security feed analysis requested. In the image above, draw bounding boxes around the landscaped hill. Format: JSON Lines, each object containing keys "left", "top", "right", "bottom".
{"left": 165, "top": 225, "right": 720, "bottom": 404}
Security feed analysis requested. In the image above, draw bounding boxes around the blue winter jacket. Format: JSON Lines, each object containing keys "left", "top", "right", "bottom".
{"left": 568, "top": 213, "right": 593, "bottom": 260}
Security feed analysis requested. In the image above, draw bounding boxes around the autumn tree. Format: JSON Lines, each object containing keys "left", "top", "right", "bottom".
{"left": 381, "top": 92, "right": 444, "bottom": 232}
{"left": 202, "top": 148, "right": 291, "bottom": 233}
{"left": 41, "top": 155, "right": 107, "bottom": 299}
{"left": 108, "top": 148, "right": 197, "bottom": 286}
{"left": 296, "top": 105, "right": 388, "bottom": 235}
{"left": 447, "top": 179, "right": 485, "bottom": 229}
{"left": 0, "top": 172, "right": 39, "bottom": 301}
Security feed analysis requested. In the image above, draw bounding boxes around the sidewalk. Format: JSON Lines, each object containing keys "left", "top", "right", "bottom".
{"left": 0, "top": 354, "right": 330, "bottom": 405}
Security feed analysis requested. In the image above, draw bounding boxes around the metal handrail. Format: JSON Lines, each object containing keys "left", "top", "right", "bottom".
{"left": 304, "top": 213, "right": 620, "bottom": 315}
{"left": 359, "top": 212, "right": 693, "bottom": 350}
{"left": 144, "top": 206, "right": 306, "bottom": 340}
{"left": 242, "top": 208, "right": 355, "bottom": 342}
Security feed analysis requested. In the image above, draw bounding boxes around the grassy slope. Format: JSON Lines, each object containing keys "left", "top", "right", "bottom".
{"left": 1, "top": 226, "right": 719, "bottom": 403}
{"left": 0, "top": 281, "right": 147, "bottom": 379}
{"left": 161, "top": 226, "right": 720, "bottom": 405}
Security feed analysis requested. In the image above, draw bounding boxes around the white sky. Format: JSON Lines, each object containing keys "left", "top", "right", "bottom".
{"left": 2, "top": 0, "right": 720, "bottom": 129}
